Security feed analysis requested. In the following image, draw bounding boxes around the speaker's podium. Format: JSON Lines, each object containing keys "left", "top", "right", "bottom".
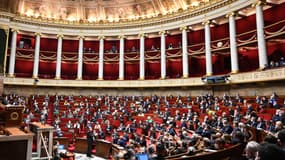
{"left": 95, "top": 139, "right": 112, "bottom": 158}
{"left": 0, "top": 104, "right": 24, "bottom": 126}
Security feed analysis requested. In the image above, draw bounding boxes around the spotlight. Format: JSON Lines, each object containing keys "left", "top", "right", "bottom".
{"left": 34, "top": 78, "right": 39, "bottom": 84}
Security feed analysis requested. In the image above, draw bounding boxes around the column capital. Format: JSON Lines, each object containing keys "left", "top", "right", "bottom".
{"left": 225, "top": 12, "right": 237, "bottom": 18}
{"left": 252, "top": 0, "right": 266, "bottom": 7}
{"left": 118, "top": 35, "right": 125, "bottom": 39}
{"left": 202, "top": 20, "right": 210, "bottom": 25}
{"left": 34, "top": 32, "right": 42, "bottom": 37}
{"left": 179, "top": 26, "right": 188, "bottom": 31}
{"left": 11, "top": 28, "right": 19, "bottom": 33}
{"left": 56, "top": 34, "right": 64, "bottom": 38}
{"left": 78, "top": 35, "right": 85, "bottom": 39}
{"left": 158, "top": 30, "right": 167, "bottom": 35}
{"left": 138, "top": 33, "right": 146, "bottom": 38}
{"left": 98, "top": 36, "right": 105, "bottom": 40}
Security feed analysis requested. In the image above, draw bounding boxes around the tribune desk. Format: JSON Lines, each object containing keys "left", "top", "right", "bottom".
{"left": 0, "top": 127, "right": 33, "bottom": 160}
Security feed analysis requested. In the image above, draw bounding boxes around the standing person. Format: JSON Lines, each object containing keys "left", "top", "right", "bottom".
{"left": 86, "top": 127, "right": 94, "bottom": 158}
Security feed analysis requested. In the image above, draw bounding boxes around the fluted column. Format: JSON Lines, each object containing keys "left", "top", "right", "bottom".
{"left": 3, "top": 27, "right": 9, "bottom": 76}
{"left": 55, "top": 34, "right": 63, "bottom": 79}
{"left": 8, "top": 29, "right": 18, "bottom": 77}
{"left": 159, "top": 31, "right": 166, "bottom": 79}
{"left": 33, "top": 32, "right": 41, "bottom": 78}
{"left": 119, "top": 35, "right": 125, "bottom": 80}
{"left": 98, "top": 36, "right": 104, "bottom": 80}
{"left": 77, "top": 36, "right": 84, "bottom": 80}
{"left": 254, "top": 0, "right": 268, "bottom": 69}
{"left": 139, "top": 33, "right": 145, "bottom": 80}
{"left": 180, "top": 26, "right": 188, "bottom": 78}
{"left": 227, "top": 12, "right": 239, "bottom": 73}
{"left": 203, "top": 20, "right": 213, "bottom": 76}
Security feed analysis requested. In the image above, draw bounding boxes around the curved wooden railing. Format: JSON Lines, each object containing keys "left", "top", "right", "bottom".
{"left": 165, "top": 143, "right": 244, "bottom": 160}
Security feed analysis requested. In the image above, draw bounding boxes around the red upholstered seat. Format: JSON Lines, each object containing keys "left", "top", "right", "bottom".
{"left": 68, "top": 146, "right": 75, "bottom": 152}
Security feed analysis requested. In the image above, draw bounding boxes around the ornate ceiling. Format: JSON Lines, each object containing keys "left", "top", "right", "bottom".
{"left": 15, "top": 0, "right": 214, "bottom": 23}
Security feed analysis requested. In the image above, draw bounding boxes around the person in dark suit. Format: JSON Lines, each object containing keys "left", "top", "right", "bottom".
{"left": 86, "top": 127, "right": 94, "bottom": 158}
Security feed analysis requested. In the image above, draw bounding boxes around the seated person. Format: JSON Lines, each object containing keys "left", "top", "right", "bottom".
{"left": 256, "top": 142, "right": 285, "bottom": 160}
{"left": 168, "top": 43, "right": 173, "bottom": 49}
{"left": 55, "top": 125, "right": 63, "bottom": 137}
{"left": 66, "top": 120, "right": 73, "bottom": 130}
{"left": 131, "top": 46, "right": 136, "bottom": 52}
{"left": 244, "top": 141, "right": 259, "bottom": 160}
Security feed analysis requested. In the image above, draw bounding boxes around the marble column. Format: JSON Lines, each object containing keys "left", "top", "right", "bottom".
{"left": 255, "top": 1, "right": 268, "bottom": 69}
{"left": 119, "top": 35, "right": 125, "bottom": 80}
{"left": 55, "top": 34, "right": 63, "bottom": 79}
{"left": 8, "top": 29, "right": 18, "bottom": 77}
{"left": 33, "top": 32, "right": 41, "bottom": 78}
{"left": 139, "top": 33, "right": 145, "bottom": 80}
{"left": 159, "top": 31, "right": 166, "bottom": 79}
{"left": 77, "top": 36, "right": 84, "bottom": 80}
{"left": 227, "top": 12, "right": 239, "bottom": 73}
{"left": 181, "top": 26, "right": 189, "bottom": 78}
{"left": 203, "top": 21, "right": 213, "bottom": 76}
{"left": 98, "top": 36, "right": 104, "bottom": 80}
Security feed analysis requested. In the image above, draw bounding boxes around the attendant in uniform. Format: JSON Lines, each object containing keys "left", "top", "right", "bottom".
{"left": 86, "top": 127, "right": 94, "bottom": 158}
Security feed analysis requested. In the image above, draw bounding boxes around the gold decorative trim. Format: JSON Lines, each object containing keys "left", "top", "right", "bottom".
{"left": 34, "top": 32, "right": 42, "bottom": 36}
{"left": 252, "top": 0, "right": 266, "bottom": 8}
{"left": 7, "top": 73, "right": 15, "bottom": 78}
{"left": 78, "top": 35, "right": 85, "bottom": 39}
{"left": 3, "top": 68, "right": 285, "bottom": 88}
{"left": 138, "top": 33, "right": 145, "bottom": 38}
{"left": 98, "top": 36, "right": 105, "bottom": 40}
{"left": 1, "top": 25, "right": 10, "bottom": 75}
{"left": 56, "top": 34, "right": 64, "bottom": 38}
{"left": 76, "top": 77, "right": 82, "bottom": 80}
{"left": 206, "top": 72, "right": 213, "bottom": 76}
{"left": 54, "top": 76, "right": 61, "bottom": 80}
{"left": 179, "top": 26, "right": 188, "bottom": 31}
{"left": 7, "top": 0, "right": 237, "bottom": 30}
{"left": 202, "top": 20, "right": 211, "bottom": 25}
{"left": 231, "top": 70, "right": 239, "bottom": 74}
{"left": 158, "top": 30, "right": 166, "bottom": 35}
{"left": 10, "top": 112, "right": 19, "bottom": 120}
{"left": 11, "top": 28, "right": 19, "bottom": 33}
{"left": 32, "top": 75, "right": 38, "bottom": 79}
{"left": 118, "top": 35, "right": 125, "bottom": 39}
{"left": 97, "top": 77, "right": 104, "bottom": 80}
{"left": 182, "top": 74, "right": 188, "bottom": 78}
{"left": 225, "top": 12, "right": 236, "bottom": 18}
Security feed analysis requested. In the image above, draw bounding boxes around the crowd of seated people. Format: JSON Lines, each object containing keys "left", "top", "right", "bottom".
{"left": 264, "top": 57, "right": 285, "bottom": 70}
{"left": 3, "top": 92, "right": 285, "bottom": 159}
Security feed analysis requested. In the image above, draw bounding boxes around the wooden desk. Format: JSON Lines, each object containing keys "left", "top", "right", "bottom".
{"left": 111, "top": 144, "right": 127, "bottom": 160}
{"left": 74, "top": 137, "right": 88, "bottom": 153}
{"left": 0, "top": 127, "right": 33, "bottom": 160}
{"left": 95, "top": 139, "right": 112, "bottom": 159}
